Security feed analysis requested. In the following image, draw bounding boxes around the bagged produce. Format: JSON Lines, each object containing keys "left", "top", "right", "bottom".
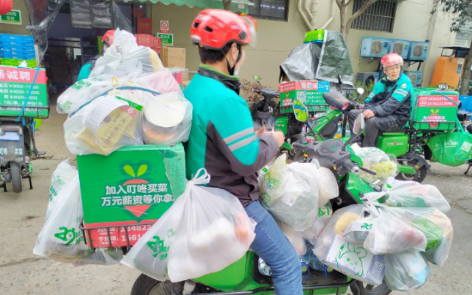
{"left": 302, "top": 203, "right": 333, "bottom": 243}
{"left": 260, "top": 154, "right": 319, "bottom": 231}
{"left": 355, "top": 147, "right": 398, "bottom": 184}
{"left": 364, "top": 207, "right": 427, "bottom": 255}
{"left": 385, "top": 251, "right": 430, "bottom": 291}
{"left": 314, "top": 205, "right": 385, "bottom": 285}
{"left": 64, "top": 95, "right": 144, "bottom": 156}
{"left": 34, "top": 176, "right": 89, "bottom": 263}
{"left": 47, "top": 159, "right": 78, "bottom": 219}
{"left": 73, "top": 248, "right": 123, "bottom": 267}
{"left": 388, "top": 207, "right": 453, "bottom": 266}
{"left": 121, "top": 169, "right": 256, "bottom": 282}
{"left": 382, "top": 178, "right": 450, "bottom": 213}
{"left": 278, "top": 221, "right": 307, "bottom": 256}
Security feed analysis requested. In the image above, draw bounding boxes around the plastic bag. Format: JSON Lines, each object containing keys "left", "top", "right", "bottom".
{"left": 313, "top": 166, "right": 339, "bottom": 207}
{"left": 64, "top": 95, "right": 144, "bottom": 156}
{"left": 314, "top": 205, "right": 385, "bottom": 285}
{"left": 47, "top": 159, "right": 78, "bottom": 219}
{"left": 34, "top": 176, "right": 89, "bottom": 263}
{"left": 428, "top": 132, "right": 468, "bottom": 166}
{"left": 302, "top": 203, "right": 333, "bottom": 243}
{"left": 343, "top": 215, "right": 375, "bottom": 243}
{"left": 382, "top": 178, "right": 450, "bottom": 213}
{"left": 387, "top": 207, "right": 453, "bottom": 266}
{"left": 278, "top": 221, "right": 307, "bottom": 256}
{"left": 121, "top": 169, "right": 256, "bottom": 282}
{"left": 355, "top": 147, "right": 398, "bottom": 184}
{"left": 73, "top": 248, "right": 123, "bottom": 267}
{"left": 385, "top": 251, "right": 430, "bottom": 291}
{"left": 363, "top": 207, "right": 427, "bottom": 255}
{"left": 260, "top": 154, "right": 319, "bottom": 231}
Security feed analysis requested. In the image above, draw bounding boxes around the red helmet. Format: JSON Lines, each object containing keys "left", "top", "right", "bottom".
{"left": 102, "top": 30, "right": 115, "bottom": 47}
{"left": 0, "top": 0, "right": 13, "bottom": 15}
{"left": 381, "top": 53, "right": 404, "bottom": 68}
{"left": 190, "top": 9, "right": 256, "bottom": 50}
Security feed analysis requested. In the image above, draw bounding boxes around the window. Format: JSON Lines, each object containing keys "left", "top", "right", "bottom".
{"left": 455, "top": 21, "right": 472, "bottom": 47}
{"left": 249, "top": 0, "right": 289, "bottom": 21}
{"left": 351, "top": 0, "right": 396, "bottom": 32}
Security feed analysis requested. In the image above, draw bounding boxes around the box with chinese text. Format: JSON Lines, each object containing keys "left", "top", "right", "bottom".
{"left": 77, "top": 144, "right": 186, "bottom": 248}
{"left": 279, "top": 80, "right": 330, "bottom": 114}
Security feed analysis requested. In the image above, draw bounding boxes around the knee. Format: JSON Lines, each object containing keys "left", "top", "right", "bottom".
{"left": 366, "top": 117, "right": 379, "bottom": 128}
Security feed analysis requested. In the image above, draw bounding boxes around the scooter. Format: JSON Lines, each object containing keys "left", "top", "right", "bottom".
{"left": 129, "top": 105, "right": 391, "bottom": 295}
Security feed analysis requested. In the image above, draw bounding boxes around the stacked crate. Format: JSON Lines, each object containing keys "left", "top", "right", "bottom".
{"left": 0, "top": 34, "right": 37, "bottom": 68}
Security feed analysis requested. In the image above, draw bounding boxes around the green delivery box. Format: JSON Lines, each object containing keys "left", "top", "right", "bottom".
{"left": 77, "top": 144, "right": 186, "bottom": 248}
{"left": 410, "top": 89, "right": 459, "bottom": 131}
{"left": 279, "top": 80, "right": 331, "bottom": 114}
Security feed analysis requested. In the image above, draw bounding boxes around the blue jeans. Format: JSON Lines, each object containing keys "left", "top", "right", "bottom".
{"left": 245, "top": 201, "right": 303, "bottom": 295}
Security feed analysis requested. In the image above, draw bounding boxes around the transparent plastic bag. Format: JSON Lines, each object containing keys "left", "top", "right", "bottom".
{"left": 313, "top": 205, "right": 385, "bottom": 285}
{"left": 313, "top": 167, "right": 339, "bottom": 207}
{"left": 363, "top": 207, "right": 427, "bottom": 255}
{"left": 382, "top": 178, "right": 450, "bottom": 213}
{"left": 33, "top": 176, "right": 89, "bottom": 263}
{"left": 73, "top": 248, "right": 123, "bottom": 267}
{"left": 121, "top": 169, "right": 256, "bottom": 282}
{"left": 260, "top": 154, "right": 319, "bottom": 231}
{"left": 387, "top": 207, "right": 453, "bottom": 266}
{"left": 385, "top": 251, "right": 430, "bottom": 291}
{"left": 343, "top": 215, "right": 375, "bottom": 243}
{"left": 356, "top": 147, "right": 398, "bottom": 184}
{"left": 302, "top": 203, "right": 333, "bottom": 243}
{"left": 278, "top": 221, "right": 307, "bottom": 256}
{"left": 47, "top": 159, "right": 78, "bottom": 220}
{"left": 64, "top": 95, "right": 144, "bottom": 156}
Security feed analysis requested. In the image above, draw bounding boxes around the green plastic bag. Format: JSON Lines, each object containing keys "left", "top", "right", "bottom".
{"left": 428, "top": 131, "right": 467, "bottom": 167}
{"left": 454, "top": 121, "right": 472, "bottom": 161}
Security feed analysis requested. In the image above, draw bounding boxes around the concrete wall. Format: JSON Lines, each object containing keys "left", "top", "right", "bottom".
{"left": 151, "top": 0, "right": 306, "bottom": 88}
{"left": 0, "top": 0, "right": 31, "bottom": 35}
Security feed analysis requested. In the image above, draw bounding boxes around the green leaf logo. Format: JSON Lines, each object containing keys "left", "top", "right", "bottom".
{"left": 137, "top": 164, "right": 147, "bottom": 177}
{"left": 124, "top": 165, "right": 135, "bottom": 177}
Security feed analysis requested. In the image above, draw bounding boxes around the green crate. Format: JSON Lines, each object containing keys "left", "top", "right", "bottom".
{"left": 1, "top": 58, "right": 37, "bottom": 67}
{"left": 410, "top": 89, "right": 459, "bottom": 131}
{"left": 304, "top": 29, "right": 325, "bottom": 43}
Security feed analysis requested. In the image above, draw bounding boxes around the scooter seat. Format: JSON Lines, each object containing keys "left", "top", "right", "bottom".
{"left": 379, "top": 131, "right": 406, "bottom": 136}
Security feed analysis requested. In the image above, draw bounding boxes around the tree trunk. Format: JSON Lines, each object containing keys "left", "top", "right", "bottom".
{"left": 223, "top": 0, "right": 232, "bottom": 10}
{"left": 460, "top": 37, "right": 472, "bottom": 95}
{"left": 339, "top": 4, "right": 346, "bottom": 37}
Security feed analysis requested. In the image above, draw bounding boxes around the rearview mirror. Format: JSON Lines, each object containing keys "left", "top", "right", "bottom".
{"left": 357, "top": 88, "right": 365, "bottom": 95}
{"left": 293, "top": 99, "right": 309, "bottom": 123}
{"left": 353, "top": 113, "right": 365, "bottom": 135}
{"left": 253, "top": 75, "right": 262, "bottom": 82}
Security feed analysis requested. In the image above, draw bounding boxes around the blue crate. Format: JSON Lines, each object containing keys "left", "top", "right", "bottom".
{"left": 0, "top": 34, "right": 34, "bottom": 42}
{"left": 460, "top": 96, "right": 472, "bottom": 113}
{"left": 0, "top": 47, "right": 35, "bottom": 53}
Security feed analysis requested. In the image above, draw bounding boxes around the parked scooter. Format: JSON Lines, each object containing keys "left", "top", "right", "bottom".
{"left": 129, "top": 105, "right": 391, "bottom": 295}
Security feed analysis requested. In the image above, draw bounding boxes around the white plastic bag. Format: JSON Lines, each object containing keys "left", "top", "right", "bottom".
{"left": 382, "top": 178, "right": 450, "bottom": 213}
{"left": 73, "top": 248, "right": 123, "bottom": 267}
{"left": 343, "top": 215, "right": 375, "bottom": 243}
{"left": 313, "top": 205, "right": 385, "bottom": 285}
{"left": 363, "top": 207, "right": 427, "bottom": 255}
{"left": 313, "top": 167, "right": 339, "bottom": 207}
{"left": 47, "top": 159, "right": 78, "bottom": 219}
{"left": 355, "top": 147, "right": 398, "bottom": 184}
{"left": 302, "top": 203, "right": 333, "bottom": 243}
{"left": 122, "top": 169, "right": 256, "bottom": 282}
{"left": 278, "top": 221, "right": 307, "bottom": 256}
{"left": 385, "top": 251, "right": 430, "bottom": 291}
{"left": 260, "top": 154, "right": 319, "bottom": 231}
{"left": 64, "top": 95, "right": 144, "bottom": 156}
{"left": 34, "top": 176, "right": 88, "bottom": 263}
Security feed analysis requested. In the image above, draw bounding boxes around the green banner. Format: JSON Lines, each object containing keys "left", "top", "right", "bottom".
{"left": 0, "top": 82, "right": 48, "bottom": 118}
{"left": 0, "top": 10, "right": 22, "bottom": 25}
{"left": 157, "top": 33, "right": 173, "bottom": 46}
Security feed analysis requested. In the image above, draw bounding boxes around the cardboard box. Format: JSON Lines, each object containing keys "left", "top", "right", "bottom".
{"left": 153, "top": 37, "right": 162, "bottom": 49}
{"left": 411, "top": 89, "right": 459, "bottom": 131}
{"left": 161, "top": 47, "right": 186, "bottom": 68}
{"left": 135, "top": 34, "right": 154, "bottom": 48}
{"left": 137, "top": 18, "right": 152, "bottom": 35}
{"left": 77, "top": 144, "right": 186, "bottom": 248}
{"left": 278, "top": 80, "right": 330, "bottom": 114}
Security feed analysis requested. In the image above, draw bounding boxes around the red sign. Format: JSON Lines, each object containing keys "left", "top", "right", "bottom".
{"left": 279, "top": 81, "right": 321, "bottom": 92}
{"left": 137, "top": 18, "right": 152, "bottom": 34}
{"left": 153, "top": 37, "right": 162, "bottom": 49}
{"left": 135, "top": 34, "right": 154, "bottom": 47}
{"left": 85, "top": 223, "right": 155, "bottom": 248}
{"left": 417, "top": 95, "right": 459, "bottom": 107}
{"left": 0, "top": 67, "right": 47, "bottom": 84}
{"left": 160, "top": 20, "right": 169, "bottom": 33}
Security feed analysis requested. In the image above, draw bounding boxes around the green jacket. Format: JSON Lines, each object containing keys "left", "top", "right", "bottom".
{"left": 183, "top": 64, "right": 278, "bottom": 206}
{"left": 78, "top": 63, "right": 92, "bottom": 82}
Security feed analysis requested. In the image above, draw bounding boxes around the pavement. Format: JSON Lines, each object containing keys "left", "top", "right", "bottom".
{"left": 0, "top": 107, "right": 472, "bottom": 295}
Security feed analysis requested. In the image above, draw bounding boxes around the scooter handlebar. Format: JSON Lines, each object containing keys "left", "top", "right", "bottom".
{"left": 341, "top": 160, "right": 360, "bottom": 174}
{"left": 292, "top": 142, "right": 308, "bottom": 150}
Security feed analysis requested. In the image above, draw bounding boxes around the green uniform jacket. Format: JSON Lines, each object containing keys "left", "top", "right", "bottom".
{"left": 183, "top": 65, "right": 279, "bottom": 206}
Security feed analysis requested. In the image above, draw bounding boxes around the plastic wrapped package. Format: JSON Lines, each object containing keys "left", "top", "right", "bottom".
{"left": 278, "top": 221, "right": 307, "bottom": 256}
{"left": 64, "top": 95, "right": 144, "bottom": 156}
{"left": 302, "top": 203, "right": 333, "bottom": 243}
{"left": 46, "top": 159, "right": 78, "bottom": 219}
{"left": 313, "top": 205, "right": 385, "bottom": 285}
{"left": 122, "top": 169, "right": 256, "bottom": 282}
{"left": 33, "top": 176, "right": 89, "bottom": 263}
{"left": 260, "top": 154, "right": 319, "bottom": 231}
{"left": 356, "top": 147, "right": 398, "bottom": 184}
{"left": 382, "top": 178, "right": 450, "bottom": 213}
{"left": 387, "top": 207, "right": 453, "bottom": 266}
{"left": 73, "top": 248, "right": 123, "bottom": 267}
{"left": 343, "top": 215, "right": 375, "bottom": 243}
{"left": 385, "top": 251, "right": 430, "bottom": 291}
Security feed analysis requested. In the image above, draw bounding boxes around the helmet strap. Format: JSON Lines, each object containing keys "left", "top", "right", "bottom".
{"left": 224, "top": 45, "right": 242, "bottom": 76}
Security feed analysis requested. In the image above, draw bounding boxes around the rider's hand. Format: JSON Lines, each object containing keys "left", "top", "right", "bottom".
{"left": 363, "top": 109, "right": 375, "bottom": 119}
{"left": 256, "top": 126, "right": 266, "bottom": 134}
{"left": 272, "top": 131, "right": 285, "bottom": 147}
